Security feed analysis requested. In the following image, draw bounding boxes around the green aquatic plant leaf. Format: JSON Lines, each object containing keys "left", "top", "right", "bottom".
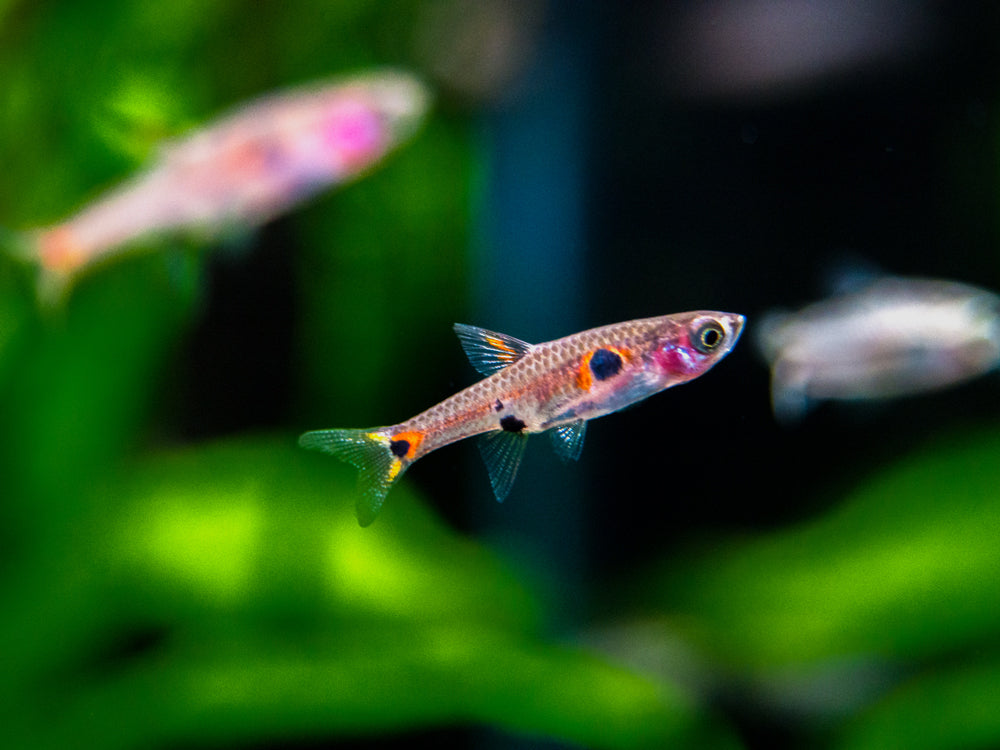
{"left": 833, "top": 654, "right": 1000, "bottom": 750}
{"left": 8, "top": 627, "right": 729, "bottom": 750}
{"left": 629, "top": 425, "right": 1000, "bottom": 669}
{"left": 0, "top": 262, "right": 32, "bottom": 382}
{"left": 0, "top": 436, "right": 731, "bottom": 750}
{"left": 0, "top": 254, "right": 196, "bottom": 521}
{"left": 108, "top": 437, "right": 541, "bottom": 629}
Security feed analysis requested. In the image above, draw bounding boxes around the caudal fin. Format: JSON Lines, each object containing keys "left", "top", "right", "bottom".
{"left": 298, "top": 427, "right": 408, "bottom": 526}
{"left": 0, "top": 225, "right": 73, "bottom": 309}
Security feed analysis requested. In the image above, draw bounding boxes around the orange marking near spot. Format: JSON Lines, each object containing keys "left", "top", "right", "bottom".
{"left": 576, "top": 347, "right": 631, "bottom": 391}
{"left": 390, "top": 430, "right": 425, "bottom": 460}
{"left": 576, "top": 351, "right": 595, "bottom": 391}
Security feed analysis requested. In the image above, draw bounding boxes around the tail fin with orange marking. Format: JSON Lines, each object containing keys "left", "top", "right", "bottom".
{"left": 0, "top": 225, "right": 75, "bottom": 309}
{"left": 32, "top": 227, "right": 86, "bottom": 308}
{"left": 298, "top": 427, "right": 409, "bottom": 526}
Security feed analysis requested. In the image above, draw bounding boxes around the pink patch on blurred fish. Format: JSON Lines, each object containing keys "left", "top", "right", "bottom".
{"left": 322, "top": 100, "right": 389, "bottom": 171}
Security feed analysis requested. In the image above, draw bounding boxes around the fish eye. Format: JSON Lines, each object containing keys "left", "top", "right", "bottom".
{"left": 693, "top": 320, "right": 725, "bottom": 354}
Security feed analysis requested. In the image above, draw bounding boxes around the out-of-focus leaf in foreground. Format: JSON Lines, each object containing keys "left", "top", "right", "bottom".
{"left": 617, "top": 425, "right": 1000, "bottom": 745}
{"left": 633, "top": 425, "right": 1000, "bottom": 669}
{"left": 0, "top": 437, "right": 730, "bottom": 750}
{"left": 834, "top": 654, "right": 1000, "bottom": 750}
{"left": 0, "top": 253, "right": 197, "bottom": 579}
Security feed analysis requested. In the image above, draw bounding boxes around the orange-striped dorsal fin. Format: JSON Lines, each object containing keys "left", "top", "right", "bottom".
{"left": 453, "top": 323, "right": 533, "bottom": 377}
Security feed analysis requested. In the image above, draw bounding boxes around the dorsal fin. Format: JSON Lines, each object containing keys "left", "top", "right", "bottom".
{"left": 453, "top": 323, "right": 533, "bottom": 377}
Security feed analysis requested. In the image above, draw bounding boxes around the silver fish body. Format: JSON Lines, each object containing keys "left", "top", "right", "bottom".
{"left": 301, "top": 311, "right": 745, "bottom": 525}
{"left": 757, "top": 277, "right": 1000, "bottom": 421}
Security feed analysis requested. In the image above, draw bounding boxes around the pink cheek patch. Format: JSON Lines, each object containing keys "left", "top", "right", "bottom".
{"left": 322, "top": 101, "right": 387, "bottom": 170}
{"left": 654, "top": 343, "right": 702, "bottom": 376}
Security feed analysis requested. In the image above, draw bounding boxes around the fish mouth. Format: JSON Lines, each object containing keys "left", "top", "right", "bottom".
{"left": 364, "top": 70, "right": 432, "bottom": 131}
{"left": 725, "top": 312, "right": 747, "bottom": 348}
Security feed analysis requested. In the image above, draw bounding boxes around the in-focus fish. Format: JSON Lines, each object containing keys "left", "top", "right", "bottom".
{"left": 300, "top": 312, "right": 745, "bottom": 525}
{"left": 12, "top": 69, "right": 429, "bottom": 300}
{"left": 757, "top": 276, "right": 1000, "bottom": 422}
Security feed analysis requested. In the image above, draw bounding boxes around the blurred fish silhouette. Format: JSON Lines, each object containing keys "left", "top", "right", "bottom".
{"left": 300, "top": 312, "right": 745, "bottom": 525}
{"left": 757, "top": 276, "right": 1000, "bottom": 422}
{"left": 6, "top": 69, "right": 430, "bottom": 303}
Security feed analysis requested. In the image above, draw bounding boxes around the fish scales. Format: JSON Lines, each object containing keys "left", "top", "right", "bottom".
{"left": 379, "top": 318, "right": 672, "bottom": 456}
{"left": 300, "top": 311, "right": 744, "bottom": 526}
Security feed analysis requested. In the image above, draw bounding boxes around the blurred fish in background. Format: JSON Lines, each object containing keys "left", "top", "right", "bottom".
{"left": 757, "top": 276, "right": 1000, "bottom": 422}
{"left": 9, "top": 69, "right": 429, "bottom": 302}
{"left": 657, "top": 0, "right": 933, "bottom": 100}
{"left": 413, "top": 0, "right": 547, "bottom": 102}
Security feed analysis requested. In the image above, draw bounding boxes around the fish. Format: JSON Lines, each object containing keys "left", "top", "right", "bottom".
{"left": 299, "top": 311, "right": 745, "bottom": 525}
{"left": 9, "top": 69, "right": 430, "bottom": 301}
{"left": 757, "top": 276, "right": 1000, "bottom": 422}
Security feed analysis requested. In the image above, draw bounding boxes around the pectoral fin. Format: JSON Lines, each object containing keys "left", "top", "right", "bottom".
{"left": 548, "top": 419, "right": 586, "bottom": 462}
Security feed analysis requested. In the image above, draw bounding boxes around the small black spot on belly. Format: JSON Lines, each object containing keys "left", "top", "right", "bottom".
{"left": 390, "top": 439, "right": 410, "bottom": 458}
{"left": 494, "top": 399, "right": 504, "bottom": 412}
{"left": 590, "top": 348, "right": 623, "bottom": 380}
{"left": 500, "top": 415, "right": 526, "bottom": 433}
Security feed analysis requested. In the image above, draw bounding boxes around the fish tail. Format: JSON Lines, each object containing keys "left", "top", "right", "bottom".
{"left": 0, "top": 224, "right": 74, "bottom": 309}
{"left": 298, "top": 426, "right": 413, "bottom": 526}
{"left": 32, "top": 227, "right": 83, "bottom": 308}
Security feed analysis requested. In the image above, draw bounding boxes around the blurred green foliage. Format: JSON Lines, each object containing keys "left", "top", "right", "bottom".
{"left": 2, "top": 2, "right": 1000, "bottom": 749}
{"left": 618, "top": 426, "right": 1000, "bottom": 748}
{"left": 636, "top": 426, "right": 1000, "bottom": 667}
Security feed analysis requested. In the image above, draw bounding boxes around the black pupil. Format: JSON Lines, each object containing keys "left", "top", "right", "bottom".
{"left": 702, "top": 327, "right": 720, "bottom": 347}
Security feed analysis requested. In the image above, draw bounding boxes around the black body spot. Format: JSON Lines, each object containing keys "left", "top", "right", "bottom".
{"left": 589, "top": 348, "right": 623, "bottom": 380}
{"left": 500, "top": 415, "right": 526, "bottom": 433}
{"left": 494, "top": 399, "right": 504, "bottom": 412}
{"left": 389, "top": 439, "right": 410, "bottom": 458}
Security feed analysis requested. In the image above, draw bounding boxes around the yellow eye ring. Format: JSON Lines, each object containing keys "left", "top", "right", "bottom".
{"left": 693, "top": 321, "right": 725, "bottom": 353}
